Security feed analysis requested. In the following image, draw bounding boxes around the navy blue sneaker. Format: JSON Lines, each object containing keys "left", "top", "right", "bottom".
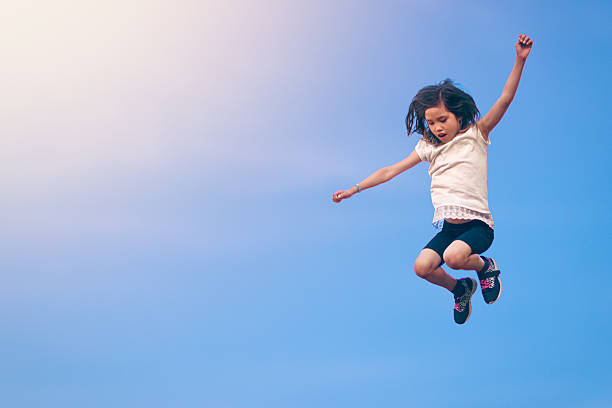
{"left": 453, "top": 277, "right": 478, "bottom": 324}
{"left": 478, "top": 256, "right": 502, "bottom": 304}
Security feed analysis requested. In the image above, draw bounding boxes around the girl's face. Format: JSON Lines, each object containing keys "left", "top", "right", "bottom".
{"left": 424, "top": 104, "right": 463, "bottom": 143}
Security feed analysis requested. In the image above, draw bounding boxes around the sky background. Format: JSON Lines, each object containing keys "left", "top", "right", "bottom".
{"left": 1, "top": 0, "right": 611, "bottom": 406}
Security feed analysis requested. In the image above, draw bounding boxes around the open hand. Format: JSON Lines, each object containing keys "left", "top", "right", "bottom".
{"left": 516, "top": 34, "right": 533, "bottom": 59}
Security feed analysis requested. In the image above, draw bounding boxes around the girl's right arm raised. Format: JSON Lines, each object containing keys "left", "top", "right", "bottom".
{"left": 332, "top": 150, "right": 422, "bottom": 203}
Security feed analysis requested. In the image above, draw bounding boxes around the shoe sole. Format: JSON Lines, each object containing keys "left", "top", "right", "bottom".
{"left": 484, "top": 258, "right": 502, "bottom": 305}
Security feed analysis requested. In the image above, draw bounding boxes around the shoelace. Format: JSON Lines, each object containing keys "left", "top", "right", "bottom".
{"left": 454, "top": 290, "right": 471, "bottom": 312}
{"left": 480, "top": 277, "right": 495, "bottom": 289}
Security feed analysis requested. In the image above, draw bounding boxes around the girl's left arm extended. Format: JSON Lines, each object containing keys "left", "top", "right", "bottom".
{"left": 478, "top": 34, "right": 534, "bottom": 139}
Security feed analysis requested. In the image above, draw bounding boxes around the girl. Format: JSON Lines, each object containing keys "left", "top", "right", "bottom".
{"left": 332, "top": 34, "right": 533, "bottom": 324}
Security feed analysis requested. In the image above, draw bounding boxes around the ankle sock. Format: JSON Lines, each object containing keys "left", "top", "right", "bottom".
{"left": 452, "top": 280, "right": 466, "bottom": 297}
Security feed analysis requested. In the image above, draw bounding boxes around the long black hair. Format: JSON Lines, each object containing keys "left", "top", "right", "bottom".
{"left": 406, "top": 79, "right": 480, "bottom": 145}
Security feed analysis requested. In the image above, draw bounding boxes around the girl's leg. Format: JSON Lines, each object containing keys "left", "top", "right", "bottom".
{"left": 414, "top": 248, "right": 457, "bottom": 292}
{"left": 416, "top": 246, "right": 480, "bottom": 325}
{"left": 443, "top": 227, "right": 501, "bottom": 305}
{"left": 443, "top": 221, "right": 494, "bottom": 271}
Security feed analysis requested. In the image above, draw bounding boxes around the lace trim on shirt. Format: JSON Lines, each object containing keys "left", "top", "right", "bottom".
{"left": 432, "top": 205, "right": 494, "bottom": 230}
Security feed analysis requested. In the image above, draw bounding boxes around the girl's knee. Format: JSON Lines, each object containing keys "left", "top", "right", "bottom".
{"left": 414, "top": 258, "right": 436, "bottom": 279}
{"left": 443, "top": 240, "right": 472, "bottom": 269}
{"left": 443, "top": 251, "right": 466, "bottom": 269}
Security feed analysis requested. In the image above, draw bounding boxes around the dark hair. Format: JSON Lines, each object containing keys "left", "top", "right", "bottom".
{"left": 405, "top": 79, "right": 480, "bottom": 145}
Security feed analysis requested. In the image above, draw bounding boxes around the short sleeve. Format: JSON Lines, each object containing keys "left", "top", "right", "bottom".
{"left": 474, "top": 124, "right": 491, "bottom": 146}
{"left": 414, "top": 138, "right": 431, "bottom": 162}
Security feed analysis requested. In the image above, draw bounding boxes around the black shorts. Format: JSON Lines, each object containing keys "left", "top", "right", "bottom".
{"left": 424, "top": 219, "right": 494, "bottom": 266}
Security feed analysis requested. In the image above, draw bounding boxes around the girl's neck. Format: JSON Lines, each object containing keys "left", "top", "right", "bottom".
{"left": 440, "top": 126, "right": 470, "bottom": 145}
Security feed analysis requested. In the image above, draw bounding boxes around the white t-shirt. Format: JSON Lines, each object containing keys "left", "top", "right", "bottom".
{"left": 414, "top": 124, "right": 494, "bottom": 230}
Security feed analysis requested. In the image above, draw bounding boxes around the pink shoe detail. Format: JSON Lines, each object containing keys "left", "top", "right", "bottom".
{"left": 480, "top": 277, "right": 495, "bottom": 289}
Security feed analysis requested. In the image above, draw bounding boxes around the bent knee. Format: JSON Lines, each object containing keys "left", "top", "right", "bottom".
{"left": 443, "top": 252, "right": 465, "bottom": 270}
{"left": 414, "top": 259, "right": 437, "bottom": 279}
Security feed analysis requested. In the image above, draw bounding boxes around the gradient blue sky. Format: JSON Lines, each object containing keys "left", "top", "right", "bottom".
{"left": 2, "top": 0, "right": 611, "bottom": 407}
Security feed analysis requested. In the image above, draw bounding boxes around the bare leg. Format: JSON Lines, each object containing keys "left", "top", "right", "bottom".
{"left": 424, "top": 266, "right": 457, "bottom": 291}
{"left": 414, "top": 249, "right": 457, "bottom": 292}
{"left": 463, "top": 254, "right": 485, "bottom": 271}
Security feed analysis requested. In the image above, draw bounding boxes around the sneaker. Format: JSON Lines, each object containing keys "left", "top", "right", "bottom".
{"left": 453, "top": 277, "right": 477, "bottom": 324}
{"left": 478, "top": 256, "right": 502, "bottom": 304}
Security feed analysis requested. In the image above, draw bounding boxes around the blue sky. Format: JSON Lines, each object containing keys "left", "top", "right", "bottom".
{"left": 1, "top": 0, "right": 611, "bottom": 406}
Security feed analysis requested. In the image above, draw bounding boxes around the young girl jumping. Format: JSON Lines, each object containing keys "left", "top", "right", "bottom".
{"left": 332, "top": 34, "right": 533, "bottom": 324}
